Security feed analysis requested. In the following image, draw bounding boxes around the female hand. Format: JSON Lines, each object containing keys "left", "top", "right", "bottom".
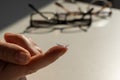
{"left": 0, "top": 33, "right": 67, "bottom": 80}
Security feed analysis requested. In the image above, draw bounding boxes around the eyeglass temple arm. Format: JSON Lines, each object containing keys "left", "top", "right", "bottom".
{"left": 100, "top": 1, "right": 112, "bottom": 16}
{"left": 55, "top": 2, "right": 70, "bottom": 13}
{"left": 28, "top": 3, "right": 49, "bottom": 20}
{"left": 91, "top": 0, "right": 112, "bottom": 16}
{"left": 87, "top": 8, "right": 94, "bottom": 14}
{"left": 82, "top": 8, "right": 93, "bottom": 17}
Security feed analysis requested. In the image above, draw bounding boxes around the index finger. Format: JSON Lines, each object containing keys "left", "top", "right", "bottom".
{"left": 0, "top": 41, "right": 31, "bottom": 65}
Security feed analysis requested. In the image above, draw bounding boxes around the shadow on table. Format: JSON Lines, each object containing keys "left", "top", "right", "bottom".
{"left": 0, "top": 0, "right": 53, "bottom": 30}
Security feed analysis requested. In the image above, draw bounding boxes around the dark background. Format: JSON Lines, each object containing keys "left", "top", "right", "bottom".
{"left": 81, "top": 0, "right": 120, "bottom": 9}
{"left": 0, "top": 0, "right": 119, "bottom": 31}
{"left": 0, "top": 0, "right": 54, "bottom": 30}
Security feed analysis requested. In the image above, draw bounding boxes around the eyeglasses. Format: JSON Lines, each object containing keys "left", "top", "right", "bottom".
{"left": 22, "top": 0, "right": 112, "bottom": 34}
{"left": 23, "top": 4, "right": 93, "bottom": 34}
{"left": 23, "top": 11, "right": 92, "bottom": 34}
{"left": 56, "top": 0, "right": 112, "bottom": 19}
{"left": 87, "top": 0, "right": 112, "bottom": 20}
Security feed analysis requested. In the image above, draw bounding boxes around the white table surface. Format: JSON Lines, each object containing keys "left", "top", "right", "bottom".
{"left": 0, "top": 1, "right": 120, "bottom": 80}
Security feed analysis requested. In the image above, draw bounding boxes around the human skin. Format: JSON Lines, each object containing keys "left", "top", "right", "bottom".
{"left": 0, "top": 33, "right": 67, "bottom": 80}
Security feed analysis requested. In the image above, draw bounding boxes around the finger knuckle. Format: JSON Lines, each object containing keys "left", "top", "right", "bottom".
{"left": 0, "top": 43, "right": 17, "bottom": 61}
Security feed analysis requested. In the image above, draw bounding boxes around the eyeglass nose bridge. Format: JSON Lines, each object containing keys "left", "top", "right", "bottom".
{"left": 80, "top": 8, "right": 93, "bottom": 27}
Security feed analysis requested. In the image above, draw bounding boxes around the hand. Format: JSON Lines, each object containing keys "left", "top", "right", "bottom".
{"left": 0, "top": 33, "right": 67, "bottom": 80}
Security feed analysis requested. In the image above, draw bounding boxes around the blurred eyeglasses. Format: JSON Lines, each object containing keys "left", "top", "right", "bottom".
{"left": 57, "top": 0, "right": 112, "bottom": 19}
{"left": 22, "top": 0, "right": 112, "bottom": 34}
{"left": 23, "top": 3, "right": 93, "bottom": 34}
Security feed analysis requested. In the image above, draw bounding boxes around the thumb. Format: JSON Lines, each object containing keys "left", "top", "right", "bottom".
{"left": 26, "top": 45, "right": 67, "bottom": 74}
{"left": 0, "top": 41, "right": 31, "bottom": 65}
{"left": 4, "top": 32, "right": 42, "bottom": 56}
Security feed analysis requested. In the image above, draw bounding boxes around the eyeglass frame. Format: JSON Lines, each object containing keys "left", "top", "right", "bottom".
{"left": 22, "top": 0, "right": 112, "bottom": 34}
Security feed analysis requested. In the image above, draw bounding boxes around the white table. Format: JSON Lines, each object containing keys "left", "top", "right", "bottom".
{"left": 1, "top": 1, "right": 120, "bottom": 80}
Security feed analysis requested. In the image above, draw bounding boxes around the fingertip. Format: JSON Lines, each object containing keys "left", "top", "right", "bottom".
{"left": 4, "top": 32, "right": 17, "bottom": 42}
{"left": 4, "top": 32, "right": 10, "bottom": 39}
{"left": 49, "top": 45, "right": 68, "bottom": 52}
{"left": 45, "top": 45, "right": 68, "bottom": 58}
{"left": 4, "top": 32, "right": 15, "bottom": 37}
{"left": 4, "top": 32, "right": 24, "bottom": 39}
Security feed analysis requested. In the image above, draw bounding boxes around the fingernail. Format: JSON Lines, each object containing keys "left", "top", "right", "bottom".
{"left": 56, "top": 43, "right": 69, "bottom": 48}
{"left": 15, "top": 52, "right": 30, "bottom": 65}
{"left": 56, "top": 46, "right": 68, "bottom": 57}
